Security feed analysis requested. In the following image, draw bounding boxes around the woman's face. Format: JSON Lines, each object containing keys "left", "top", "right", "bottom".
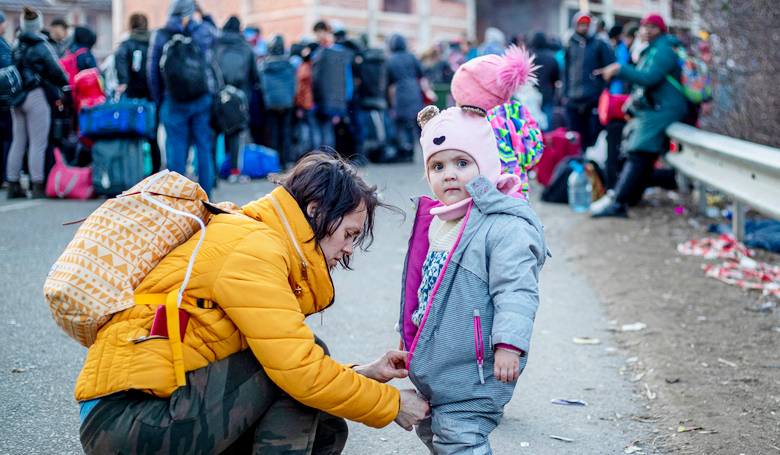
{"left": 317, "top": 203, "right": 367, "bottom": 269}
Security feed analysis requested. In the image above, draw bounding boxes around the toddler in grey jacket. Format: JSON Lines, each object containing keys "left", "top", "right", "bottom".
{"left": 398, "top": 105, "right": 547, "bottom": 454}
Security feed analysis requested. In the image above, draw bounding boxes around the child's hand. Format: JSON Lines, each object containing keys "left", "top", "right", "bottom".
{"left": 494, "top": 348, "right": 521, "bottom": 383}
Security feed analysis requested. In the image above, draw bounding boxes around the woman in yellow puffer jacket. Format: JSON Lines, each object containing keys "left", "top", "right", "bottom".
{"left": 77, "top": 153, "right": 429, "bottom": 454}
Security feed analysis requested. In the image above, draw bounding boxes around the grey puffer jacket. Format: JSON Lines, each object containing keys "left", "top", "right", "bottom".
{"left": 399, "top": 176, "right": 548, "bottom": 425}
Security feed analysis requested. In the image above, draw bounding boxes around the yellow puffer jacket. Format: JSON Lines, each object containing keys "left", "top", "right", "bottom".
{"left": 74, "top": 187, "right": 400, "bottom": 428}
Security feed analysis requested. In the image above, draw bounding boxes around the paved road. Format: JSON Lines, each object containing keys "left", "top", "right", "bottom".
{"left": 0, "top": 162, "right": 644, "bottom": 454}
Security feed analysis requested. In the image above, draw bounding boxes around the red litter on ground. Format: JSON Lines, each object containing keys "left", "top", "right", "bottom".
{"left": 678, "top": 234, "right": 780, "bottom": 298}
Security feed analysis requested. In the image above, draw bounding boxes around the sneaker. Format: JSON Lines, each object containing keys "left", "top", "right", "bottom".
{"left": 589, "top": 189, "right": 615, "bottom": 214}
{"left": 591, "top": 201, "right": 628, "bottom": 218}
{"left": 6, "top": 181, "right": 26, "bottom": 200}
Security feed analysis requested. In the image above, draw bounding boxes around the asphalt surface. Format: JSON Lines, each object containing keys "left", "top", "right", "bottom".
{"left": 0, "top": 162, "right": 645, "bottom": 454}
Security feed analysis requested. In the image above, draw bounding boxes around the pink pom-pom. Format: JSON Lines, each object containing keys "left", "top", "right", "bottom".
{"left": 497, "top": 45, "right": 539, "bottom": 99}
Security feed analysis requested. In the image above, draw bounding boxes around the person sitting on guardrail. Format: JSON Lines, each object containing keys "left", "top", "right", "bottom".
{"left": 591, "top": 13, "right": 689, "bottom": 218}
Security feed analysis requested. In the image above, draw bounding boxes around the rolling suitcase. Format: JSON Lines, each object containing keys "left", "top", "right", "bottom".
{"left": 91, "top": 139, "right": 146, "bottom": 197}
{"left": 79, "top": 98, "right": 156, "bottom": 140}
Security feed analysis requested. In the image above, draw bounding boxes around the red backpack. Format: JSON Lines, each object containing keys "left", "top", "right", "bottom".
{"left": 73, "top": 68, "right": 105, "bottom": 111}
{"left": 59, "top": 48, "right": 87, "bottom": 87}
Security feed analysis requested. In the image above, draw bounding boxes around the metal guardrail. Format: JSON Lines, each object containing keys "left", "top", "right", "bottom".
{"left": 665, "top": 122, "right": 780, "bottom": 241}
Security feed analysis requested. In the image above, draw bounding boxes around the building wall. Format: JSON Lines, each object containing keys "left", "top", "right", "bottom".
{"left": 117, "top": 0, "right": 242, "bottom": 41}
{"left": 120, "top": 0, "right": 474, "bottom": 53}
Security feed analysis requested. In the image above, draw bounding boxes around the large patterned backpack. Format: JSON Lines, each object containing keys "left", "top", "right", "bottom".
{"left": 43, "top": 170, "right": 211, "bottom": 347}
{"left": 667, "top": 45, "right": 712, "bottom": 104}
{"left": 487, "top": 101, "right": 545, "bottom": 199}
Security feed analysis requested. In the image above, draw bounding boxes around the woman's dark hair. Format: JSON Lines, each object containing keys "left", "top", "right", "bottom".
{"left": 277, "top": 151, "right": 398, "bottom": 269}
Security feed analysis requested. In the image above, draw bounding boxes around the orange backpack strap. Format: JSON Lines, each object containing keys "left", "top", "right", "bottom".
{"left": 134, "top": 292, "right": 187, "bottom": 387}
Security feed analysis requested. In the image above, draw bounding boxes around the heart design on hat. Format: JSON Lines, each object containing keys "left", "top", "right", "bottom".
{"left": 433, "top": 136, "right": 446, "bottom": 145}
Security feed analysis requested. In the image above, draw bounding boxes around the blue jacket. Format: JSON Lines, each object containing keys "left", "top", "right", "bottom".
{"left": 609, "top": 41, "right": 631, "bottom": 94}
{"left": 398, "top": 176, "right": 548, "bottom": 430}
{"left": 147, "top": 14, "right": 217, "bottom": 104}
{"left": 0, "top": 37, "right": 12, "bottom": 69}
{"left": 564, "top": 33, "right": 615, "bottom": 104}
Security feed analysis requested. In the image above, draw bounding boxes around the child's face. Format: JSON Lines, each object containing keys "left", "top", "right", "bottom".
{"left": 427, "top": 149, "right": 479, "bottom": 206}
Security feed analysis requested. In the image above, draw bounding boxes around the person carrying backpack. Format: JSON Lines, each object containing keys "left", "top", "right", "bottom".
{"left": 386, "top": 34, "right": 435, "bottom": 163}
{"left": 148, "top": 0, "right": 217, "bottom": 197}
{"left": 214, "top": 15, "right": 259, "bottom": 178}
{"left": 114, "top": 13, "right": 162, "bottom": 173}
{"left": 311, "top": 20, "right": 353, "bottom": 149}
{"left": 5, "top": 7, "right": 68, "bottom": 199}
{"left": 260, "top": 35, "right": 296, "bottom": 168}
{"left": 591, "top": 13, "right": 689, "bottom": 218}
{"left": 0, "top": 10, "right": 13, "bottom": 189}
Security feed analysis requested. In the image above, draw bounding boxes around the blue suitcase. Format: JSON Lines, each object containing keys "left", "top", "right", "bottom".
{"left": 241, "top": 144, "right": 280, "bottom": 179}
{"left": 79, "top": 98, "right": 156, "bottom": 139}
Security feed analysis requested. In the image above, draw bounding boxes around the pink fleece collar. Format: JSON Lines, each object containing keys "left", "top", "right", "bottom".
{"left": 429, "top": 173, "right": 521, "bottom": 220}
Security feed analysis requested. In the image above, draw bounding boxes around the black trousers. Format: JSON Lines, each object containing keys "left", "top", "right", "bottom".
{"left": 566, "top": 100, "right": 601, "bottom": 152}
{"left": 0, "top": 109, "right": 12, "bottom": 185}
{"left": 614, "top": 151, "right": 677, "bottom": 207}
{"left": 604, "top": 120, "right": 627, "bottom": 190}
{"left": 266, "top": 109, "right": 293, "bottom": 166}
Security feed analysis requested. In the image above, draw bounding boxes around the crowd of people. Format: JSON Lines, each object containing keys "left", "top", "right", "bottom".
{"left": 0, "top": 2, "right": 710, "bottom": 212}
{"left": 0, "top": 1, "right": 447, "bottom": 201}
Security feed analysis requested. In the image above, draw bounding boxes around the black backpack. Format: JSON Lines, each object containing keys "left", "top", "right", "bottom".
{"left": 357, "top": 48, "right": 387, "bottom": 110}
{"left": 212, "top": 84, "right": 248, "bottom": 134}
{"left": 0, "top": 65, "right": 25, "bottom": 108}
{"left": 215, "top": 45, "right": 249, "bottom": 89}
{"left": 160, "top": 34, "right": 208, "bottom": 102}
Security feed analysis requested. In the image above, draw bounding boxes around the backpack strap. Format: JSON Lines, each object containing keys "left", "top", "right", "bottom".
{"left": 134, "top": 291, "right": 188, "bottom": 387}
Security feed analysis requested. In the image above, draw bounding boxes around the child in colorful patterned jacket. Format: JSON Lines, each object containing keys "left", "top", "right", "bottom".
{"left": 398, "top": 102, "right": 548, "bottom": 454}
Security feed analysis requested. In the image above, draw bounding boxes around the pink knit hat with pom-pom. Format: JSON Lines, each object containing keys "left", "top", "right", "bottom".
{"left": 451, "top": 45, "right": 538, "bottom": 112}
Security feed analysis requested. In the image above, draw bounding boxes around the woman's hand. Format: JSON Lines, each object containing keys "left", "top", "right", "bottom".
{"left": 494, "top": 348, "right": 521, "bottom": 383}
{"left": 353, "top": 350, "right": 409, "bottom": 383}
{"left": 593, "top": 63, "right": 621, "bottom": 81}
{"left": 394, "top": 389, "right": 430, "bottom": 431}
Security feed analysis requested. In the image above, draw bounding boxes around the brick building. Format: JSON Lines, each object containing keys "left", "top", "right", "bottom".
{"left": 117, "top": 0, "right": 475, "bottom": 52}
{"left": 0, "top": 0, "right": 112, "bottom": 58}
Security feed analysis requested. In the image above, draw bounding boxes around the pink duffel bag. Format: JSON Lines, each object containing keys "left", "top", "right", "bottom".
{"left": 46, "top": 148, "right": 94, "bottom": 200}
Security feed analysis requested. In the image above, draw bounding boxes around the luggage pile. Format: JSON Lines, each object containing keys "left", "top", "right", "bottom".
{"left": 78, "top": 98, "right": 155, "bottom": 197}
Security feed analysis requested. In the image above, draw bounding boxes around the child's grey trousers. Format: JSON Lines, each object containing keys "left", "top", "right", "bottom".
{"left": 415, "top": 410, "right": 499, "bottom": 455}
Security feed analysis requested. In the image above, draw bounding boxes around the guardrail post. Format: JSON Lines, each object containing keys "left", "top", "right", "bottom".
{"left": 694, "top": 181, "right": 708, "bottom": 215}
{"left": 732, "top": 201, "right": 745, "bottom": 242}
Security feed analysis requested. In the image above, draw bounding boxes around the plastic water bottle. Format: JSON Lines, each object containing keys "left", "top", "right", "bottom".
{"left": 567, "top": 161, "right": 592, "bottom": 213}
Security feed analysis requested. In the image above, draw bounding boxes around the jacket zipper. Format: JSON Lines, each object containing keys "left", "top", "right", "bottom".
{"left": 473, "top": 309, "right": 485, "bottom": 384}
{"left": 399, "top": 198, "right": 423, "bottom": 350}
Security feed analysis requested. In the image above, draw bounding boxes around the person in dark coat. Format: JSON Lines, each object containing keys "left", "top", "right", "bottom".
{"left": 260, "top": 35, "right": 296, "bottom": 167}
{"left": 386, "top": 34, "right": 433, "bottom": 162}
{"left": 530, "top": 32, "right": 560, "bottom": 131}
{"left": 563, "top": 12, "right": 615, "bottom": 151}
{"left": 48, "top": 17, "right": 70, "bottom": 57}
{"left": 147, "top": 0, "right": 217, "bottom": 197}
{"left": 214, "top": 15, "right": 259, "bottom": 176}
{"left": 115, "top": 13, "right": 161, "bottom": 172}
{"left": 6, "top": 7, "right": 68, "bottom": 199}
{"left": 592, "top": 14, "right": 689, "bottom": 218}
{"left": 70, "top": 26, "right": 97, "bottom": 72}
{"left": 311, "top": 20, "right": 352, "bottom": 149}
{"left": 0, "top": 10, "right": 13, "bottom": 188}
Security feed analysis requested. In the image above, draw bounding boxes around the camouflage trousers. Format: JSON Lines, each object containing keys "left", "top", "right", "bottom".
{"left": 80, "top": 340, "right": 348, "bottom": 455}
